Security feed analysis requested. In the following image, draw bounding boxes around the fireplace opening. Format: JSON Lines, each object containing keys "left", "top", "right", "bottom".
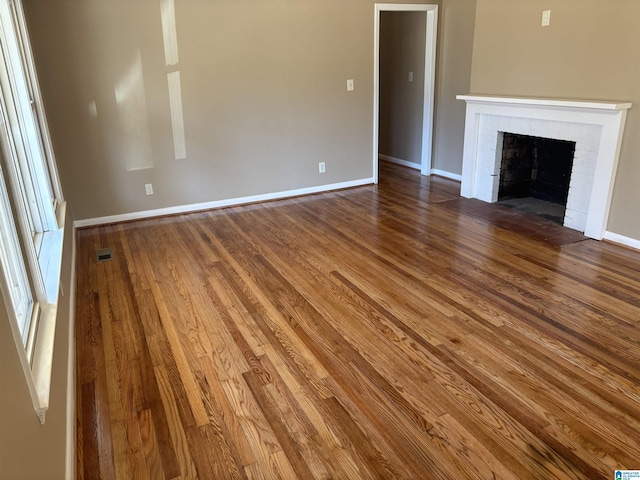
{"left": 497, "top": 133, "right": 576, "bottom": 224}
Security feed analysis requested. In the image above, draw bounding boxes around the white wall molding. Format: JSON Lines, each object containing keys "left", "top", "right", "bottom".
{"left": 457, "top": 94, "right": 631, "bottom": 239}
{"left": 65, "top": 232, "right": 77, "bottom": 480}
{"left": 604, "top": 231, "right": 640, "bottom": 251}
{"left": 380, "top": 154, "right": 462, "bottom": 180}
{"left": 431, "top": 169, "right": 462, "bottom": 181}
{"left": 379, "top": 154, "right": 421, "bottom": 170}
{"left": 74, "top": 178, "right": 374, "bottom": 228}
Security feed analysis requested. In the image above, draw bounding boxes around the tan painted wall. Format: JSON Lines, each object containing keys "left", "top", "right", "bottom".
{"left": 379, "top": 11, "right": 426, "bottom": 165}
{"left": 0, "top": 210, "right": 75, "bottom": 479}
{"left": 470, "top": 0, "right": 640, "bottom": 240}
{"left": 22, "top": 0, "right": 437, "bottom": 222}
{"left": 433, "top": 0, "right": 476, "bottom": 175}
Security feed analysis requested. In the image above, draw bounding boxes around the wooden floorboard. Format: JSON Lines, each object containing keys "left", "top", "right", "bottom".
{"left": 75, "top": 161, "right": 640, "bottom": 479}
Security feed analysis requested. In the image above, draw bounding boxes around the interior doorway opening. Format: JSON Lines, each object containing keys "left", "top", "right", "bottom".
{"left": 373, "top": 4, "right": 438, "bottom": 183}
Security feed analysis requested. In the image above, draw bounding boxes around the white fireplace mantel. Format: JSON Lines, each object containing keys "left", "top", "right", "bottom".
{"left": 456, "top": 94, "right": 631, "bottom": 239}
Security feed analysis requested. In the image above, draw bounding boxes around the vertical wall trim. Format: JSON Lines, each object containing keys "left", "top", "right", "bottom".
{"left": 65, "top": 231, "right": 77, "bottom": 480}
{"left": 421, "top": 7, "right": 439, "bottom": 177}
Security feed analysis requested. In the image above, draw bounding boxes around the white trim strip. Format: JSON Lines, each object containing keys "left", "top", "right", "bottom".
{"left": 431, "top": 169, "right": 462, "bottom": 181}
{"left": 603, "top": 231, "right": 640, "bottom": 251}
{"left": 421, "top": 7, "right": 438, "bottom": 177}
{"left": 65, "top": 229, "right": 76, "bottom": 480}
{"left": 379, "top": 154, "right": 420, "bottom": 170}
{"left": 74, "top": 178, "right": 375, "bottom": 228}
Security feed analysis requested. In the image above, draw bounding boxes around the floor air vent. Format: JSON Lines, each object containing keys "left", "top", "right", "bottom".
{"left": 96, "top": 248, "right": 114, "bottom": 263}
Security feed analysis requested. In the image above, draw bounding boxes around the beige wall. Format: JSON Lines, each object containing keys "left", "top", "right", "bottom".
{"left": 470, "top": 0, "right": 640, "bottom": 240}
{"left": 26, "top": 0, "right": 638, "bottom": 235}
{"left": 0, "top": 211, "right": 75, "bottom": 479}
{"left": 22, "top": 0, "right": 433, "bottom": 222}
{"left": 433, "top": 0, "right": 476, "bottom": 175}
{"left": 379, "top": 11, "right": 426, "bottom": 165}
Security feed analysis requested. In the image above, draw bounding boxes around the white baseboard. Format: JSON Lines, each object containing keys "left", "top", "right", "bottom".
{"left": 603, "top": 231, "right": 640, "bottom": 251}
{"left": 74, "top": 178, "right": 374, "bottom": 228}
{"left": 65, "top": 231, "right": 77, "bottom": 480}
{"left": 431, "top": 169, "right": 462, "bottom": 182}
{"left": 379, "top": 154, "right": 421, "bottom": 170}
{"left": 379, "top": 155, "right": 463, "bottom": 181}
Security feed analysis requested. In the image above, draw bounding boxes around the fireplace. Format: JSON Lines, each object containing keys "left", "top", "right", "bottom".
{"left": 456, "top": 95, "right": 631, "bottom": 239}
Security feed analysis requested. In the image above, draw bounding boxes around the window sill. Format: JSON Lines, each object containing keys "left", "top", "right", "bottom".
{"left": 30, "top": 303, "right": 58, "bottom": 423}
{"left": 28, "top": 201, "right": 66, "bottom": 424}
{"left": 38, "top": 210, "right": 65, "bottom": 303}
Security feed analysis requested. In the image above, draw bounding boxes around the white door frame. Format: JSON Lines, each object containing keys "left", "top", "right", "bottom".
{"left": 373, "top": 3, "right": 439, "bottom": 183}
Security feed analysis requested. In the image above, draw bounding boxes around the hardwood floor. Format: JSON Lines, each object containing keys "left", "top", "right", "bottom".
{"left": 75, "top": 161, "right": 640, "bottom": 479}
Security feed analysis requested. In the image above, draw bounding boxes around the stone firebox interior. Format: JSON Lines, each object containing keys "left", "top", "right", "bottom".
{"left": 497, "top": 133, "right": 576, "bottom": 224}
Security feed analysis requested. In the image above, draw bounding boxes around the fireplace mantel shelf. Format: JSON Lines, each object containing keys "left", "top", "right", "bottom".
{"left": 457, "top": 95, "right": 632, "bottom": 112}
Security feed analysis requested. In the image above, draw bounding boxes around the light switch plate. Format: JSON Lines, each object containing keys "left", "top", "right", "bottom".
{"left": 347, "top": 79, "right": 354, "bottom": 92}
{"left": 542, "top": 10, "right": 551, "bottom": 27}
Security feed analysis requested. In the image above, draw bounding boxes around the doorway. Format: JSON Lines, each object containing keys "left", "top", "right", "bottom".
{"left": 373, "top": 4, "right": 438, "bottom": 183}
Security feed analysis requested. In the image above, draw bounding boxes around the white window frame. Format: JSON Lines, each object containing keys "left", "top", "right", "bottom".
{"left": 0, "top": 0, "right": 58, "bottom": 229}
{"left": 0, "top": 0, "right": 66, "bottom": 424}
{"left": 0, "top": 163, "right": 34, "bottom": 342}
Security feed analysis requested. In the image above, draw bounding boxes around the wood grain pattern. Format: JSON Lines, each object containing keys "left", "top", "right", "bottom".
{"left": 75, "top": 161, "right": 640, "bottom": 479}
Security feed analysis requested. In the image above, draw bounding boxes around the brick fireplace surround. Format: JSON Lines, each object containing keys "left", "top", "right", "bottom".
{"left": 457, "top": 95, "right": 631, "bottom": 239}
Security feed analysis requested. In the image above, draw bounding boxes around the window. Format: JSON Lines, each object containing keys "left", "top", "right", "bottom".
{"left": 0, "top": 0, "right": 65, "bottom": 423}
{"left": 0, "top": 169, "right": 34, "bottom": 343}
